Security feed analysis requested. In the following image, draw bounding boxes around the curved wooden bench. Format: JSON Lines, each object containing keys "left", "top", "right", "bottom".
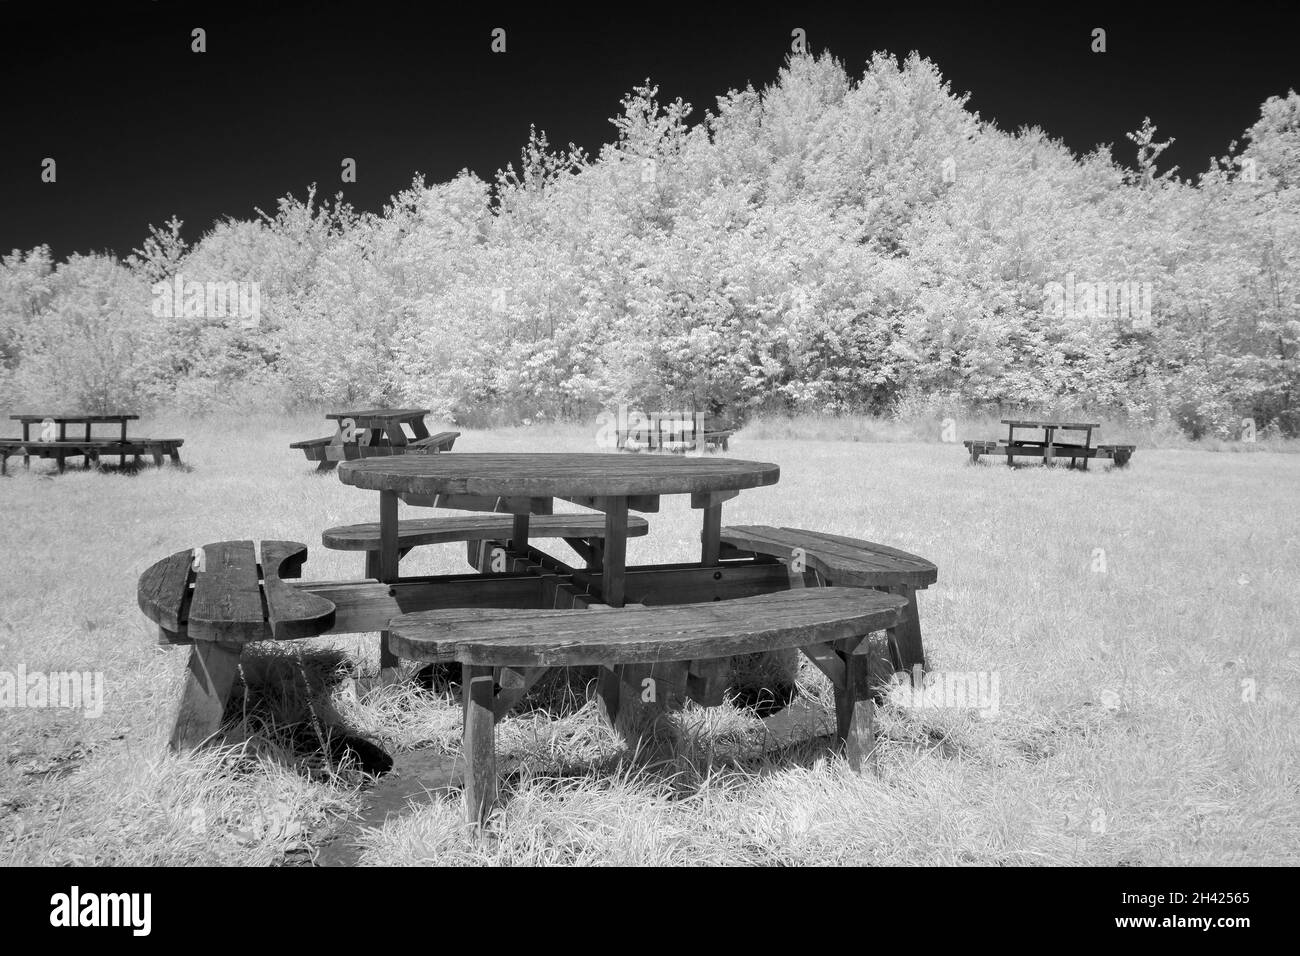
{"left": 719, "top": 525, "right": 937, "bottom": 673}
{"left": 138, "top": 540, "right": 335, "bottom": 750}
{"left": 388, "top": 587, "right": 907, "bottom": 821}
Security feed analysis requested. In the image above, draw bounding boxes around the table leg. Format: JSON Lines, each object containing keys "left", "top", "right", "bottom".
{"left": 21, "top": 423, "right": 30, "bottom": 469}
{"left": 1044, "top": 427, "right": 1055, "bottom": 467}
{"left": 511, "top": 514, "right": 530, "bottom": 551}
{"left": 701, "top": 501, "right": 722, "bottom": 566}
{"left": 602, "top": 497, "right": 629, "bottom": 607}
{"left": 378, "top": 490, "right": 400, "bottom": 679}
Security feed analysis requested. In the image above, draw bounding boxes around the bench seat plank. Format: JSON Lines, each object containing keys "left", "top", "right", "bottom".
{"left": 261, "top": 541, "right": 336, "bottom": 640}
{"left": 321, "top": 513, "right": 650, "bottom": 552}
{"left": 188, "top": 540, "right": 267, "bottom": 643}
{"left": 387, "top": 587, "right": 906, "bottom": 667}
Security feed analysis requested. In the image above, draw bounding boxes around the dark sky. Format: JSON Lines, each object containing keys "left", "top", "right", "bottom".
{"left": 2, "top": 0, "right": 1298, "bottom": 260}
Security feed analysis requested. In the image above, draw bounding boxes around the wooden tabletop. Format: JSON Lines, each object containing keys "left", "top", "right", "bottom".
{"left": 338, "top": 453, "right": 780, "bottom": 498}
{"left": 1001, "top": 419, "right": 1099, "bottom": 429}
{"left": 10, "top": 414, "right": 139, "bottom": 423}
{"left": 325, "top": 408, "right": 429, "bottom": 421}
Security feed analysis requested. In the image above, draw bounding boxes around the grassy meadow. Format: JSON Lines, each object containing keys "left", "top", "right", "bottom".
{"left": 1, "top": 413, "right": 1297, "bottom": 865}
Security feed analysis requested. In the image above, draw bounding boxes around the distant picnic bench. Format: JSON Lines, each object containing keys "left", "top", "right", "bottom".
{"left": 614, "top": 410, "right": 735, "bottom": 453}
{"left": 1, "top": 414, "right": 183, "bottom": 475}
{"left": 290, "top": 408, "right": 458, "bottom": 471}
{"left": 964, "top": 419, "right": 1135, "bottom": 469}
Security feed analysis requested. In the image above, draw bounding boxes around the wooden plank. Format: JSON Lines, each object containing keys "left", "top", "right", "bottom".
{"left": 260, "top": 541, "right": 336, "bottom": 641}
{"left": 188, "top": 541, "right": 267, "bottom": 643}
{"left": 168, "top": 641, "right": 242, "bottom": 751}
{"left": 388, "top": 587, "right": 907, "bottom": 667}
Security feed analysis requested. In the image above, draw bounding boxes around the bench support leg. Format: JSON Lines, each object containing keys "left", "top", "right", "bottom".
{"left": 597, "top": 666, "right": 621, "bottom": 725}
{"left": 610, "top": 661, "right": 686, "bottom": 765}
{"left": 833, "top": 643, "right": 876, "bottom": 772}
{"left": 886, "top": 583, "right": 926, "bottom": 673}
{"left": 169, "top": 641, "right": 242, "bottom": 752}
{"left": 463, "top": 665, "right": 497, "bottom": 825}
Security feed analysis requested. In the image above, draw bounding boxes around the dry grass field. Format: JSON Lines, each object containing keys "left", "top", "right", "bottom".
{"left": 1, "top": 413, "right": 1297, "bottom": 865}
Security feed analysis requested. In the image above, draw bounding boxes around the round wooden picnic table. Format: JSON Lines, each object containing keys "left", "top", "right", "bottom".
{"left": 338, "top": 452, "right": 781, "bottom": 606}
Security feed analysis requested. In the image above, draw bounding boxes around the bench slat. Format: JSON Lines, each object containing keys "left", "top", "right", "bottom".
{"left": 261, "top": 541, "right": 336, "bottom": 640}
{"left": 388, "top": 587, "right": 906, "bottom": 667}
{"left": 322, "top": 513, "right": 650, "bottom": 552}
{"left": 189, "top": 540, "right": 267, "bottom": 642}
{"left": 137, "top": 548, "right": 194, "bottom": 633}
